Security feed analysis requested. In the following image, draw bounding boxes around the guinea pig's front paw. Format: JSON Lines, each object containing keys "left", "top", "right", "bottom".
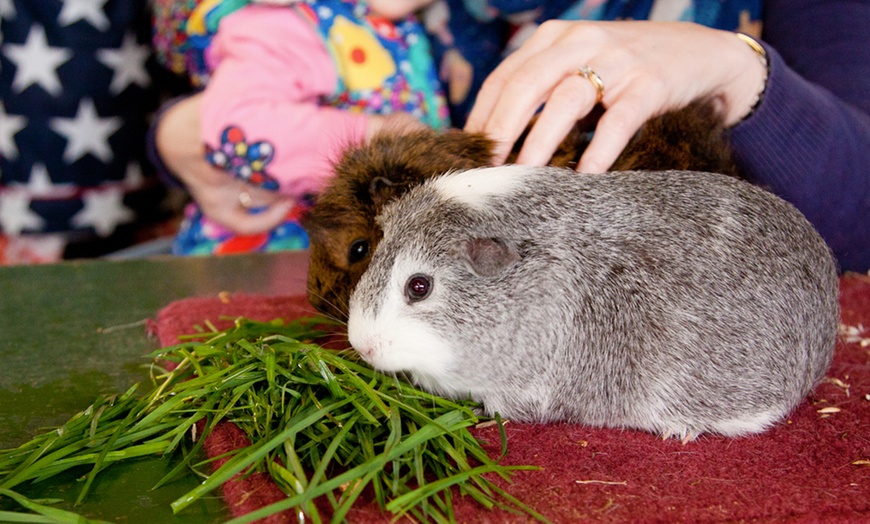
{"left": 661, "top": 427, "right": 701, "bottom": 445}
{"left": 459, "top": 405, "right": 488, "bottom": 422}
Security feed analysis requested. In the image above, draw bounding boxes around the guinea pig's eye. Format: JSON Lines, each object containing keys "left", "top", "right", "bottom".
{"left": 405, "top": 274, "right": 433, "bottom": 303}
{"left": 348, "top": 239, "right": 370, "bottom": 264}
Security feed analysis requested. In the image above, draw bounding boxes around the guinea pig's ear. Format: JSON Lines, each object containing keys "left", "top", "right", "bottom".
{"left": 457, "top": 237, "right": 521, "bottom": 277}
{"left": 369, "top": 176, "right": 399, "bottom": 208}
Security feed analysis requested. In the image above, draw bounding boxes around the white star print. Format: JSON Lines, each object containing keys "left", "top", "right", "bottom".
{"left": 15, "top": 163, "right": 78, "bottom": 198}
{"left": 48, "top": 98, "right": 122, "bottom": 164}
{"left": 58, "top": 0, "right": 110, "bottom": 31}
{"left": 0, "top": 0, "right": 16, "bottom": 20}
{"left": 0, "top": 102, "right": 27, "bottom": 160}
{"left": 71, "top": 186, "right": 134, "bottom": 236}
{"left": 0, "top": 189, "right": 45, "bottom": 234}
{"left": 123, "top": 162, "right": 145, "bottom": 188}
{"left": 3, "top": 25, "right": 73, "bottom": 96}
{"left": 96, "top": 32, "right": 151, "bottom": 94}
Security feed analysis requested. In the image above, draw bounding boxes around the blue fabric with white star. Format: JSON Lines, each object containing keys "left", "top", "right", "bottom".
{"left": 0, "top": 0, "right": 166, "bottom": 245}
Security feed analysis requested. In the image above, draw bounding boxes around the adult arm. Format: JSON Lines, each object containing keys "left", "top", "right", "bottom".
{"left": 731, "top": 0, "right": 870, "bottom": 272}
{"left": 464, "top": 5, "right": 870, "bottom": 271}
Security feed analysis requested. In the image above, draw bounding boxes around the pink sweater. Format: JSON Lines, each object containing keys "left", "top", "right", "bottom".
{"left": 200, "top": 6, "right": 369, "bottom": 200}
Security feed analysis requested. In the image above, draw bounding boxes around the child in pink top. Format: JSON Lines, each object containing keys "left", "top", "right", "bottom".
{"left": 152, "top": 0, "right": 448, "bottom": 254}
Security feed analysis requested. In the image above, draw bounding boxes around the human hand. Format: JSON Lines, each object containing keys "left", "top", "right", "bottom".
{"left": 465, "top": 20, "right": 767, "bottom": 173}
{"left": 155, "top": 94, "right": 295, "bottom": 235}
{"left": 441, "top": 49, "right": 474, "bottom": 105}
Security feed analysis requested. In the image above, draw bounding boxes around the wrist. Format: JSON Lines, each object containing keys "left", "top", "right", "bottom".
{"left": 154, "top": 94, "right": 208, "bottom": 187}
{"left": 147, "top": 98, "right": 188, "bottom": 189}
{"left": 725, "top": 32, "right": 769, "bottom": 126}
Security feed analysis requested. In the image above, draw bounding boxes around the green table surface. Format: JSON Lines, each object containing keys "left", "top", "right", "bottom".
{"left": 0, "top": 251, "right": 311, "bottom": 522}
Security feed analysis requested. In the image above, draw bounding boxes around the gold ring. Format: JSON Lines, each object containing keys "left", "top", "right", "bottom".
{"left": 578, "top": 65, "right": 605, "bottom": 104}
{"left": 238, "top": 190, "right": 254, "bottom": 209}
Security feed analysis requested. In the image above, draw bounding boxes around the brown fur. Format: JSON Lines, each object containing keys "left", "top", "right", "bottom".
{"left": 302, "top": 99, "right": 738, "bottom": 319}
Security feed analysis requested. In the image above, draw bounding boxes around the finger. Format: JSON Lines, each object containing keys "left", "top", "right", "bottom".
{"left": 468, "top": 54, "right": 574, "bottom": 163}
{"left": 230, "top": 198, "right": 297, "bottom": 236}
{"left": 235, "top": 184, "right": 282, "bottom": 210}
{"left": 470, "top": 38, "right": 610, "bottom": 164}
{"left": 515, "top": 72, "right": 601, "bottom": 166}
{"left": 577, "top": 94, "right": 652, "bottom": 173}
{"left": 203, "top": 194, "right": 295, "bottom": 235}
{"left": 466, "top": 20, "right": 575, "bottom": 131}
{"left": 193, "top": 182, "right": 289, "bottom": 234}
{"left": 464, "top": 54, "right": 540, "bottom": 135}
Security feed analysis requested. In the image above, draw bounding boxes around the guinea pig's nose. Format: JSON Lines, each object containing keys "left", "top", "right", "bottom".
{"left": 352, "top": 342, "right": 374, "bottom": 358}
{"left": 347, "top": 329, "right": 374, "bottom": 359}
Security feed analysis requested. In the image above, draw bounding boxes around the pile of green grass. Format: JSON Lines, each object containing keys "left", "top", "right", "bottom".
{"left": 0, "top": 317, "right": 542, "bottom": 523}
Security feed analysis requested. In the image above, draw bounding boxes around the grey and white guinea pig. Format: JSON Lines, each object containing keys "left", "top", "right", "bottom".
{"left": 347, "top": 166, "right": 838, "bottom": 441}
{"left": 302, "top": 99, "right": 737, "bottom": 320}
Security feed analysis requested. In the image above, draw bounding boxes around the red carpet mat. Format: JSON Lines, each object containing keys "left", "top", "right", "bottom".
{"left": 154, "top": 275, "right": 870, "bottom": 523}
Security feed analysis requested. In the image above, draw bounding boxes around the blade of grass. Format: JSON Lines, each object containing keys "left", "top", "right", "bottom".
{"left": 2, "top": 316, "right": 542, "bottom": 523}
{"left": 151, "top": 420, "right": 209, "bottom": 490}
{"left": 0, "top": 489, "right": 114, "bottom": 524}
{"left": 170, "top": 395, "right": 358, "bottom": 514}
{"left": 224, "top": 409, "right": 472, "bottom": 523}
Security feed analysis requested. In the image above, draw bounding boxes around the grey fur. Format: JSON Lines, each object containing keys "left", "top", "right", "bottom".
{"left": 347, "top": 167, "right": 839, "bottom": 440}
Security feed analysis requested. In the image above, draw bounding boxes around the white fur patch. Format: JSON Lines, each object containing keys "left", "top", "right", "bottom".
{"left": 431, "top": 165, "right": 532, "bottom": 210}
{"left": 347, "top": 256, "right": 455, "bottom": 389}
{"left": 711, "top": 409, "right": 781, "bottom": 437}
{"left": 348, "top": 308, "right": 451, "bottom": 374}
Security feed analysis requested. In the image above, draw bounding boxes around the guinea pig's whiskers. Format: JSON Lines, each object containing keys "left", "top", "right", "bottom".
{"left": 390, "top": 372, "right": 419, "bottom": 402}
{"left": 336, "top": 292, "right": 352, "bottom": 320}
{"left": 305, "top": 287, "right": 350, "bottom": 324}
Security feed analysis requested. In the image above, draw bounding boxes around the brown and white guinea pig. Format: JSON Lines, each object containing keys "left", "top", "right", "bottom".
{"left": 302, "top": 99, "right": 737, "bottom": 319}
{"left": 347, "top": 166, "right": 838, "bottom": 441}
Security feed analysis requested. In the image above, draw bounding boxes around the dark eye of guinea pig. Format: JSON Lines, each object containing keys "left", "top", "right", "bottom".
{"left": 348, "top": 239, "right": 370, "bottom": 264}
{"left": 405, "top": 274, "right": 433, "bottom": 302}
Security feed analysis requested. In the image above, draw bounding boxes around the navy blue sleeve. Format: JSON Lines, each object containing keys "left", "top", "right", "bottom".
{"left": 730, "top": 0, "right": 870, "bottom": 272}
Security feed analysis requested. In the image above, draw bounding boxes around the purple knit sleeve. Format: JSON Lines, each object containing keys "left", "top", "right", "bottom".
{"left": 729, "top": 0, "right": 870, "bottom": 272}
